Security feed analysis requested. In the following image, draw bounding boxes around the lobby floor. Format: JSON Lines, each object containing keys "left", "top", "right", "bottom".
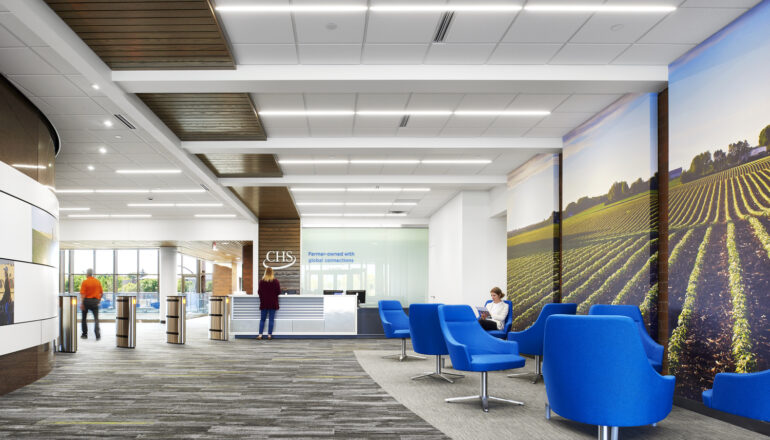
{"left": 0, "top": 318, "right": 445, "bottom": 439}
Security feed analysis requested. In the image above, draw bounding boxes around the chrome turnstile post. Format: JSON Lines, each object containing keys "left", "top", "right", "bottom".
{"left": 166, "top": 295, "right": 186, "bottom": 344}
{"left": 57, "top": 294, "right": 78, "bottom": 353}
{"left": 209, "top": 295, "right": 230, "bottom": 341}
{"left": 116, "top": 294, "right": 136, "bottom": 348}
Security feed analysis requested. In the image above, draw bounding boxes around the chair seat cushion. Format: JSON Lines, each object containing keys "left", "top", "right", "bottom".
{"left": 702, "top": 389, "right": 713, "bottom": 407}
{"left": 467, "top": 353, "right": 526, "bottom": 372}
{"left": 486, "top": 329, "right": 507, "bottom": 339}
{"left": 388, "top": 329, "right": 410, "bottom": 339}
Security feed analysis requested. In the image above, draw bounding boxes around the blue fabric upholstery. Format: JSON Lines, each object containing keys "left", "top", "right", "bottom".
{"left": 506, "top": 303, "right": 577, "bottom": 355}
{"left": 543, "top": 315, "right": 675, "bottom": 427}
{"left": 483, "top": 300, "right": 513, "bottom": 338}
{"left": 409, "top": 304, "right": 448, "bottom": 356}
{"left": 702, "top": 370, "right": 770, "bottom": 422}
{"left": 378, "top": 300, "right": 410, "bottom": 339}
{"left": 588, "top": 304, "right": 664, "bottom": 373}
{"left": 437, "top": 304, "right": 525, "bottom": 372}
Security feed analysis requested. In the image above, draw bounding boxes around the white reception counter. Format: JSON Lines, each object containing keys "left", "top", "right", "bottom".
{"left": 231, "top": 294, "right": 358, "bottom": 336}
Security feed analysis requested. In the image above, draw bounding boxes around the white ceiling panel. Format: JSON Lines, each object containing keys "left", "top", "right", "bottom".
{"left": 443, "top": 115, "right": 498, "bottom": 129}
{"left": 7, "top": 74, "right": 84, "bottom": 97}
{"left": 352, "top": 127, "right": 399, "bottom": 136}
{"left": 525, "top": 126, "right": 574, "bottom": 137}
{"left": 554, "top": 94, "right": 621, "bottom": 113}
{"left": 308, "top": 117, "right": 354, "bottom": 137}
{"left": 507, "top": 94, "right": 568, "bottom": 112}
{"left": 455, "top": 93, "right": 516, "bottom": 110}
{"left": 503, "top": 11, "right": 592, "bottom": 43}
{"left": 233, "top": 44, "right": 298, "bottom": 64}
{"left": 0, "top": 47, "right": 58, "bottom": 74}
{"left": 30, "top": 46, "right": 79, "bottom": 75}
{"left": 639, "top": 7, "right": 748, "bottom": 44}
{"left": 252, "top": 93, "right": 306, "bottom": 110}
{"left": 354, "top": 115, "right": 402, "bottom": 128}
{"left": 680, "top": 0, "right": 760, "bottom": 7}
{"left": 570, "top": 13, "right": 667, "bottom": 44}
{"left": 440, "top": 127, "right": 488, "bottom": 137}
{"left": 221, "top": 14, "right": 296, "bottom": 44}
{"left": 536, "top": 112, "right": 595, "bottom": 128}
{"left": 424, "top": 43, "right": 497, "bottom": 64}
{"left": 304, "top": 93, "right": 356, "bottom": 109}
{"left": 58, "top": 130, "right": 101, "bottom": 143}
{"left": 487, "top": 43, "right": 562, "bottom": 64}
{"left": 482, "top": 125, "right": 529, "bottom": 137}
{"left": 263, "top": 124, "right": 310, "bottom": 137}
{"left": 361, "top": 44, "right": 428, "bottom": 64}
{"left": 550, "top": 44, "right": 629, "bottom": 64}
{"left": 66, "top": 75, "right": 106, "bottom": 97}
{"left": 356, "top": 93, "right": 409, "bottom": 110}
{"left": 297, "top": 44, "right": 362, "bottom": 64}
{"left": 406, "top": 93, "right": 464, "bottom": 110}
{"left": 42, "top": 96, "right": 107, "bottom": 115}
{"left": 0, "top": 23, "right": 22, "bottom": 47}
{"left": 396, "top": 127, "right": 443, "bottom": 137}
{"left": 365, "top": 8, "right": 443, "bottom": 44}
{"left": 612, "top": 43, "right": 695, "bottom": 65}
{"left": 445, "top": 12, "right": 518, "bottom": 43}
{"left": 293, "top": 4, "right": 366, "bottom": 44}
{"left": 0, "top": 13, "right": 45, "bottom": 46}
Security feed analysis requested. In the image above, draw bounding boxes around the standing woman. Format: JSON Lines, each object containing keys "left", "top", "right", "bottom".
{"left": 257, "top": 267, "right": 280, "bottom": 340}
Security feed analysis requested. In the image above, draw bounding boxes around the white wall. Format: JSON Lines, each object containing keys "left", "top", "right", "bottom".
{"left": 429, "top": 189, "right": 507, "bottom": 307}
{"left": 60, "top": 219, "right": 257, "bottom": 242}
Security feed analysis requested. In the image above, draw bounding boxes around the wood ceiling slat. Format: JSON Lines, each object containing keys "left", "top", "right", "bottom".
{"left": 197, "top": 154, "right": 283, "bottom": 178}
{"left": 230, "top": 187, "right": 299, "bottom": 220}
{"left": 44, "top": 0, "right": 234, "bottom": 70}
{"left": 137, "top": 93, "right": 266, "bottom": 141}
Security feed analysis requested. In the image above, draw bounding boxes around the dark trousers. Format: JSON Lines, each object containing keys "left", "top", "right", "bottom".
{"left": 259, "top": 309, "right": 276, "bottom": 335}
{"left": 478, "top": 318, "right": 498, "bottom": 331}
{"left": 82, "top": 298, "right": 100, "bottom": 337}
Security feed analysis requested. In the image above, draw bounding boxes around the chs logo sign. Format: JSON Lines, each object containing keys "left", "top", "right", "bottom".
{"left": 262, "top": 251, "right": 296, "bottom": 270}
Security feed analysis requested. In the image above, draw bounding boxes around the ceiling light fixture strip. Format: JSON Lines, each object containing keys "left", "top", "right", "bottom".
{"left": 216, "top": 5, "right": 676, "bottom": 13}
{"left": 56, "top": 189, "right": 206, "bottom": 194}
{"left": 291, "top": 187, "right": 430, "bottom": 192}
{"left": 260, "top": 110, "right": 550, "bottom": 117}
{"left": 279, "top": 159, "right": 491, "bottom": 165}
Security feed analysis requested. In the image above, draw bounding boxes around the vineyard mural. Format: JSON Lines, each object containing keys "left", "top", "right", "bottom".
{"left": 561, "top": 93, "right": 659, "bottom": 323}
{"left": 506, "top": 154, "right": 559, "bottom": 331}
{"left": 668, "top": 1, "right": 770, "bottom": 400}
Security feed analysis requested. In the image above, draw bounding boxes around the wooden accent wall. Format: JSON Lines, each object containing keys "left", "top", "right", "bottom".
{"left": 44, "top": 0, "right": 235, "bottom": 70}
{"left": 212, "top": 263, "right": 232, "bottom": 296}
{"left": 657, "top": 89, "right": 670, "bottom": 373}
{"left": 197, "top": 153, "right": 282, "bottom": 178}
{"left": 0, "top": 343, "right": 54, "bottom": 396}
{"left": 242, "top": 243, "right": 253, "bottom": 295}
{"left": 258, "top": 220, "right": 300, "bottom": 291}
{"left": 0, "top": 76, "right": 57, "bottom": 187}
{"left": 230, "top": 187, "right": 299, "bottom": 219}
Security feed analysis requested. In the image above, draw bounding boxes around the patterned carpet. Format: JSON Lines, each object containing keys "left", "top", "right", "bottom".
{"left": 0, "top": 318, "right": 446, "bottom": 439}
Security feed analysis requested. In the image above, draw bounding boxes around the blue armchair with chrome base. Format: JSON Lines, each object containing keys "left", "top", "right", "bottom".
{"left": 409, "top": 303, "right": 464, "bottom": 383}
{"left": 702, "top": 370, "right": 770, "bottom": 422}
{"left": 483, "top": 299, "right": 513, "bottom": 338}
{"left": 588, "top": 304, "right": 664, "bottom": 373}
{"left": 378, "top": 300, "right": 424, "bottom": 361}
{"left": 437, "top": 304, "right": 526, "bottom": 412}
{"left": 543, "top": 315, "right": 675, "bottom": 440}
{"left": 506, "top": 303, "right": 577, "bottom": 383}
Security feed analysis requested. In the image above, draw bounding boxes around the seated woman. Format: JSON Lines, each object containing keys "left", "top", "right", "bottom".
{"left": 478, "top": 287, "right": 508, "bottom": 331}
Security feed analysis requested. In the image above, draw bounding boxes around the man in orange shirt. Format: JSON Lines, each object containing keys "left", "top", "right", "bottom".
{"left": 80, "top": 268, "right": 103, "bottom": 340}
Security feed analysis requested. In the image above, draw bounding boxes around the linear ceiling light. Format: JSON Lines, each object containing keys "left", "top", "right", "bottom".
{"left": 194, "top": 214, "right": 237, "bottom": 218}
{"left": 12, "top": 164, "right": 47, "bottom": 169}
{"left": 55, "top": 189, "right": 95, "bottom": 194}
{"left": 291, "top": 188, "right": 347, "bottom": 192}
{"left": 68, "top": 214, "right": 151, "bottom": 218}
{"left": 111, "top": 214, "right": 152, "bottom": 218}
{"left": 216, "top": 5, "right": 368, "bottom": 12}
{"left": 95, "top": 189, "right": 150, "bottom": 194}
{"left": 60, "top": 207, "right": 90, "bottom": 211}
{"left": 150, "top": 189, "right": 206, "bottom": 193}
{"left": 127, "top": 203, "right": 174, "bottom": 207}
{"left": 421, "top": 159, "right": 492, "bottom": 164}
{"left": 260, "top": 110, "right": 548, "bottom": 117}
{"left": 116, "top": 169, "right": 182, "bottom": 174}
{"left": 350, "top": 159, "right": 421, "bottom": 164}
{"left": 356, "top": 110, "right": 453, "bottom": 116}
{"left": 68, "top": 214, "right": 109, "bottom": 218}
{"left": 280, "top": 159, "right": 490, "bottom": 165}
{"left": 370, "top": 5, "right": 523, "bottom": 12}
{"left": 292, "top": 187, "right": 429, "bottom": 192}
{"left": 176, "top": 203, "right": 224, "bottom": 207}
{"left": 524, "top": 5, "right": 676, "bottom": 13}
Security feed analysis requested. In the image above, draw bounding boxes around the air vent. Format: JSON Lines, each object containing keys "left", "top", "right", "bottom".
{"left": 200, "top": 183, "right": 210, "bottom": 192}
{"left": 389, "top": 210, "right": 406, "bottom": 215}
{"left": 433, "top": 11, "right": 455, "bottom": 43}
{"left": 399, "top": 115, "right": 410, "bottom": 128}
{"left": 113, "top": 114, "right": 136, "bottom": 129}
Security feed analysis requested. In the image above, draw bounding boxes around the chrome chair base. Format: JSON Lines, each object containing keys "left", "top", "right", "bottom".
{"left": 412, "top": 355, "right": 465, "bottom": 383}
{"left": 507, "top": 355, "right": 542, "bottom": 383}
{"left": 598, "top": 425, "right": 619, "bottom": 440}
{"left": 382, "top": 338, "right": 426, "bottom": 362}
{"left": 446, "top": 371, "right": 524, "bottom": 412}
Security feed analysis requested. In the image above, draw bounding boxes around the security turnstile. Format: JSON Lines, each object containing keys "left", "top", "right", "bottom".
{"left": 116, "top": 294, "right": 136, "bottom": 348}
{"left": 58, "top": 294, "right": 78, "bottom": 353}
{"left": 209, "top": 295, "right": 230, "bottom": 341}
{"left": 166, "top": 295, "right": 186, "bottom": 344}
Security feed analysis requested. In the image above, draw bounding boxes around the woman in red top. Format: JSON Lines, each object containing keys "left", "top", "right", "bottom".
{"left": 257, "top": 267, "right": 280, "bottom": 340}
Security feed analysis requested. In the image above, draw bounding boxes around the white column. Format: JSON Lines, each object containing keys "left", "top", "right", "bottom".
{"left": 159, "top": 246, "right": 177, "bottom": 322}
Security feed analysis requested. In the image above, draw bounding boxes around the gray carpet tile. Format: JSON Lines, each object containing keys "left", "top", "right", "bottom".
{"left": 355, "top": 350, "right": 766, "bottom": 440}
{"left": 0, "top": 318, "right": 446, "bottom": 439}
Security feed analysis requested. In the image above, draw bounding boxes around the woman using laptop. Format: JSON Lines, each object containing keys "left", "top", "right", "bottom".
{"left": 478, "top": 287, "right": 508, "bottom": 331}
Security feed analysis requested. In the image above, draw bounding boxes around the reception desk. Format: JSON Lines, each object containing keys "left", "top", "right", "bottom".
{"left": 231, "top": 294, "right": 358, "bottom": 336}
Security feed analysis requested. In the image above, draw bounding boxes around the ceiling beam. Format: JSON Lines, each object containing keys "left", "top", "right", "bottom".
{"left": 113, "top": 65, "right": 668, "bottom": 94}
{"left": 183, "top": 137, "right": 562, "bottom": 154}
{"left": 220, "top": 175, "right": 506, "bottom": 187}
{"left": 2, "top": 0, "right": 257, "bottom": 222}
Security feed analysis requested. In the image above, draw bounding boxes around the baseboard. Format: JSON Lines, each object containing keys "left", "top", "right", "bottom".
{"left": 674, "top": 396, "right": 769, "bottom": 436}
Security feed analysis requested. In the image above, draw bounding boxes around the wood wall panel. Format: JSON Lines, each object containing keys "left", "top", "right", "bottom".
{"left": 44, "top": 0, "right": 235, "bottom": 70}
{"left": 658, "top": 89, "right": 670, "bottom": 374}
{"left": 212, "top": 263, "right": 232, "bottom": 296}
{"left": 0, "top": 343, "right": 54, "bottom": 396}
{"left": 242, "top": 243, "right": 253, "bottom": 295}
{"left": 0, "top": 76, "right": 58, "bottom": 187}
{"left": 258, "top": 220, "right": 300, "bottom": 292}
{"left": 137, "top": 93, "right": 266, "bottom": 141}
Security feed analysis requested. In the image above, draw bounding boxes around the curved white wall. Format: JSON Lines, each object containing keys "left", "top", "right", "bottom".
{"left": 0, "top": 161, "right": 58, "bottom": 357}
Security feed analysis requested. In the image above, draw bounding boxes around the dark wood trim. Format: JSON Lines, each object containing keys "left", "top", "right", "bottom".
{"left": 258, "top": 220, "right": 300, "bottom": 292}
{"left": 0, "top": 342, "right": 55, "bottom": 396}
{"left": 657, "top": 89, "right": 670, "bottom": 374}
{"left": 556, "top": 153, "right": 563, "bottom": 303}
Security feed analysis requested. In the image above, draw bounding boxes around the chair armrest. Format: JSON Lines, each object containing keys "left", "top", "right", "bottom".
{"left": 469, "top": 332, "right": 519, "bottom": 355}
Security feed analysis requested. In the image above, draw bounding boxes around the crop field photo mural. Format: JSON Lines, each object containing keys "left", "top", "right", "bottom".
{"left": 506, "top": 154, "right": 559, "bottom": 331}
{"left": 668, "top": 1, "right": 770, "bottom": 400}
{"left": 562, "top": 93, "right": 659, "bottom": 322}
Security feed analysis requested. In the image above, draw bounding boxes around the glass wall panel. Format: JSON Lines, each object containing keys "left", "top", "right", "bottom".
{"left": 94, "top": 250, "right": 113, "bottom": 274}
{"left": 116, "top": 249, "right": 137, "bottom": 274}
{"left": 73, "top": 249, "right": 93, "bottom": 274}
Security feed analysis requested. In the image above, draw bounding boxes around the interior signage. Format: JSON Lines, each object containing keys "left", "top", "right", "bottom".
{"left": 262, "top": 250, "right": 296, "bottom": 270}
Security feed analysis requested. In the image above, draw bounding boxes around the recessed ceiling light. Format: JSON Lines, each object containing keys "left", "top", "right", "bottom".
{"left": 55, "top": 189, "right": 95, "bottom": 194}
{"left": 12, "top": 164, "right": 47, "bottom": 169}
{"left": 115, "top": 169, "right": 182, "bottom": 174}
{"left": 291, "top": 188, "right": 346, "bottom": 192}
{"left": 216, "top": 5, "right": 368, "bottom": 12}
{"left": 87, "top": 165, "right": 95, "bottom": 171}
{"left": 524, "top": 5, "right": 676, "bottom": 13}
{"left": 114, "top": 135, "right": 122, "bottom": 139}
{"left": 98, "top": 147, "right": 107, "bottom": 154}
{"left": 103, "top": 120, "right": 113, "bottom": 128}
{"left": 194, "top": 214, "right": 237, "bottom": 218}
{"left": 278, "top": 160, "right": 349, "bottom": 165}
{"left": 60, "top": 207, "right": 90, "bottom": 211}
{"left": 91, "top": 84, "right": 100, "bottom": 90}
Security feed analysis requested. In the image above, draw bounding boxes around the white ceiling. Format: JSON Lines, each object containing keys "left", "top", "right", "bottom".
{"left": 215, "top": 0, "right": 757, "bottom": 66}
